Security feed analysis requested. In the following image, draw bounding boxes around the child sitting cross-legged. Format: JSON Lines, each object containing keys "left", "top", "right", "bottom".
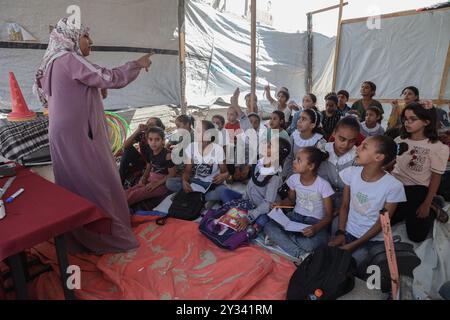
{"left": 264, "top": 147, "right": 334, "bottom": 261}
{"left": 125, "top": 127, "right": 176, "bottom": 205}
{"left": 219, "top": 138, "right": 292, "bottom": 232}
{"left": 328, "top": 136, "right": 407, "bottom": 267}
{"left": 180, "top": 120, "right": 234, "bottom": 202}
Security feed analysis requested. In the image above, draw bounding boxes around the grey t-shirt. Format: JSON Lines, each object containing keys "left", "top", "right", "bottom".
{"left": 244, "top": 163, "right": 283, "bottom": 222}
{"left": 318, "top": 142, "right": 357, "bottom": 209}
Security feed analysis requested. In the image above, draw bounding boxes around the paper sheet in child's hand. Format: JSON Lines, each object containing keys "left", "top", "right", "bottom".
{"left": 268, "top": 208, "right": 311, "bottom": 232}
{"left": 190, "top": 183, "right": 207, "bottom": 193}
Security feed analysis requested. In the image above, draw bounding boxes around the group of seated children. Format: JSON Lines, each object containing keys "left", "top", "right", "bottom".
{"left": 118, "top": 80, "right": 449, "bottom": 270}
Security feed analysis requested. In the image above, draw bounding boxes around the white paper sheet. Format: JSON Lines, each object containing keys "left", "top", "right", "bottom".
{"left": 268, "top": 208, "right": 311, "bottom": 232}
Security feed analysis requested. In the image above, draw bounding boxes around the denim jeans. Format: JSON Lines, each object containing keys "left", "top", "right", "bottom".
{"left": 264, "top": 211, "right": 329, "bottom": 258}
{"left": 166, "top": 176, "right": 182, "bottom": 193}
{"left": 220, "top": 188, "right": 243, "bottom": 203}
{"left": 165, "top": 177, "right": 238, "bottom": 202}
{"left": 255, "top": 214, "right": 270, "bottom": 227}
{"left": 345, "top": 232, "right": 383, "bottom": 267}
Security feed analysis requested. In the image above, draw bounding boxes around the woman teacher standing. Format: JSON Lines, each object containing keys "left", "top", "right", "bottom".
{"left": 34, "top": 18, "right": 151, "bottom": 254}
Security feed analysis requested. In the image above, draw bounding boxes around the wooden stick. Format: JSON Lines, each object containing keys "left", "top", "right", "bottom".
{"left": 439, "top": 42, "right": 450, "bottom": 101}
{"left": 379, "top": 210, "right": 400, "bottom": 300}
{"left": 348, "top": 98, "right": 450, "bottom": 105}
{"left": 341, "top": 6, "right": 450, "bottom": 25}
{"left": 272, "top": 205, "right": 295, "bottom": 209}
{"left": 306, "top": 13, "right": 313, "bottom": 93}
{"left": 331, "top": 0, "right": 344, "bottom": 92}
{"left": 306, "top": 2, "right": 349, "bottom": 94}
{"left": 307, "top": 2, "right": 348, "bottom": 15}
{"left": 250, "top": 0, "right": 257, "bottom": 109}
{"left": 178, "top": 0, "right": 187, "bottom": 115}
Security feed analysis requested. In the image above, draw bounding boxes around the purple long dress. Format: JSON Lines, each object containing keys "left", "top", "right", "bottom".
{"left": 40, "top": 52, "right": 141, "bottom": 254}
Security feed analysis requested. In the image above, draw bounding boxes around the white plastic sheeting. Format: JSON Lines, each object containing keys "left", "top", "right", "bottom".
{"left": 336, "top": 9, "right": 450, "bottom": 100}
{"left": 2, "top": 1, "right": 448, "bottom": 111}
{"left": 0, "top": 0, "right": 180, "bottom": 110}
{"left": 185, "top": 0, "right": 313, "bottom": 106}
{"left": 312, "top": 33, "right": 336, "bottom": 104}
{"left": 413, "top": 220, "right": 450, "bottom": 300}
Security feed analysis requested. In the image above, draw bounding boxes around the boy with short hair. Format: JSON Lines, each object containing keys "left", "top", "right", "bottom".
{"left": 321, "top": 94, "right": 342, "bottom": 140}
{"left": 337, "top": 89, "right": 351, "bottom": 116}
{"left": 351, "top": 81, "right": 383, "bottom": 122}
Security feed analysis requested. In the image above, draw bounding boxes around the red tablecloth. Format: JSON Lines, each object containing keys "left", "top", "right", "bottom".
{"left": 0, "top": 166, "right": 109, "bottom": 261}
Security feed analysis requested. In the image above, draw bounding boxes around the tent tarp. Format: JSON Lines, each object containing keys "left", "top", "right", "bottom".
{"left": 185, "top": 0, "right": 315, "bottom": 106}
{"left": 1, "top": 1, "right": 449, "bottom": 111}
{"left": 0, "top": 0, "right": 180, "bottom": 110}
{"left": 336, "top": 9, "right": 450, "bottom": 100}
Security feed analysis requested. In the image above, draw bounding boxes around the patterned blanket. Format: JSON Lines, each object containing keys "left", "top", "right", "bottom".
{"left": 0, "top": 116, "right": 49, "bottom": 161}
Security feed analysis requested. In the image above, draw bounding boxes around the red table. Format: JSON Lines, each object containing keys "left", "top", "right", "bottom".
{"left": 0, "top": 165, "right": 109, "bottom": 299}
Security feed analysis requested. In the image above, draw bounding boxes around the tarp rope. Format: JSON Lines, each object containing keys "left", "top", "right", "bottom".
{"left": 105, "top": 111, "right": 129, "bottom": 156}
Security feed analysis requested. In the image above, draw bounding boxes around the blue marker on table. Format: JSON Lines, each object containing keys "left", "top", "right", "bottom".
{"left": 6, "top": 188, "right": 24, "bottom": 203}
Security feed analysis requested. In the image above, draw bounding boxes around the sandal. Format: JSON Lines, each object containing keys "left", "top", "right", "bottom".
{"left": 432, "top": 195, "right": 449, "bottom": 223}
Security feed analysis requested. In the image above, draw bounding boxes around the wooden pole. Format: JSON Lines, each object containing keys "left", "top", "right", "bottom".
{"left": 306, "top": 2, "right": 348, "bottom": 94}
{"left": 306, "top": 12, "right": 313, "bottom": 93}
{"left": 250, "top": 0, "right": 256, "bottom": 108}
{"left": 178, "top": 0, "right": 187, "bottom": 115}
{"left": 341, "top": 6, "right": 449, "bottom": 25}
{"left": 204, "top": 37, "right": 215, "bottom": 96}
{"left": 438, "top": 42, "right": 450, "bottom": 101}
{"left": 332, "top": 0, "right": 344, "bottom": 92}
{"left": 348, "top": 98, "right": 450, "bottom": 105}
{"left": 307, "top": 2, "right": 348, "bottom": 15}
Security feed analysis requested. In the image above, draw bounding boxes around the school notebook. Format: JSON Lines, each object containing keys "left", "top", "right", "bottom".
{"left": 217, "top": 207, "right": 248, "bottom": 232}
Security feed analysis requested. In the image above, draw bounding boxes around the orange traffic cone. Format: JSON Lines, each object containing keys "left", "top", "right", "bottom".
{"left": 7, "top": 72, "right": 37, "bottom": 122}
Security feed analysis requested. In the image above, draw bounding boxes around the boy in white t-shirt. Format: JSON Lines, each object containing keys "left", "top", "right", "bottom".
{"left": 265, "top": 147, "right": 334, "bottom": 260}
{"left": 329, "top": 136, "right": 406, "bottom": 266}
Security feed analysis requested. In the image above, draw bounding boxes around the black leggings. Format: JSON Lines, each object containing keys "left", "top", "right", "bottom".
{"left": 391, "top": 185, "right": 435, "bottom": 243}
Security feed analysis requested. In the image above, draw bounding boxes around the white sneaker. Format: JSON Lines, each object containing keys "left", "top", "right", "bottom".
{"left": 264, "top": 235, "right": 274, "bottom": 246}
{"left": 293, "top": 253, "right": 310, "bottom": 266}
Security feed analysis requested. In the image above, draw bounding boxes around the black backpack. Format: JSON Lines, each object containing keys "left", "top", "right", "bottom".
{"left": 358, "top": 242, "right": 421, "bottom": 292}
{"left": 156, "top": 190, "right": 205, "bottom": 225}
{"left": 287, "top": 247, "right": 356, "bottom": 300}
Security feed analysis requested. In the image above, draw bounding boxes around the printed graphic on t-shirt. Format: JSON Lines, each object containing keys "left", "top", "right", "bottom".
{"left": 296, "top": 190, "right": 322, "bottom": 212}
{"left": 408, "top": 146, "right": 429, "bottom": 173}
{"left": 352, "top": 191, "right": 371, "bottom": 215}
{"left": 195, "top": 163, "right": 214, "bottom": 177}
